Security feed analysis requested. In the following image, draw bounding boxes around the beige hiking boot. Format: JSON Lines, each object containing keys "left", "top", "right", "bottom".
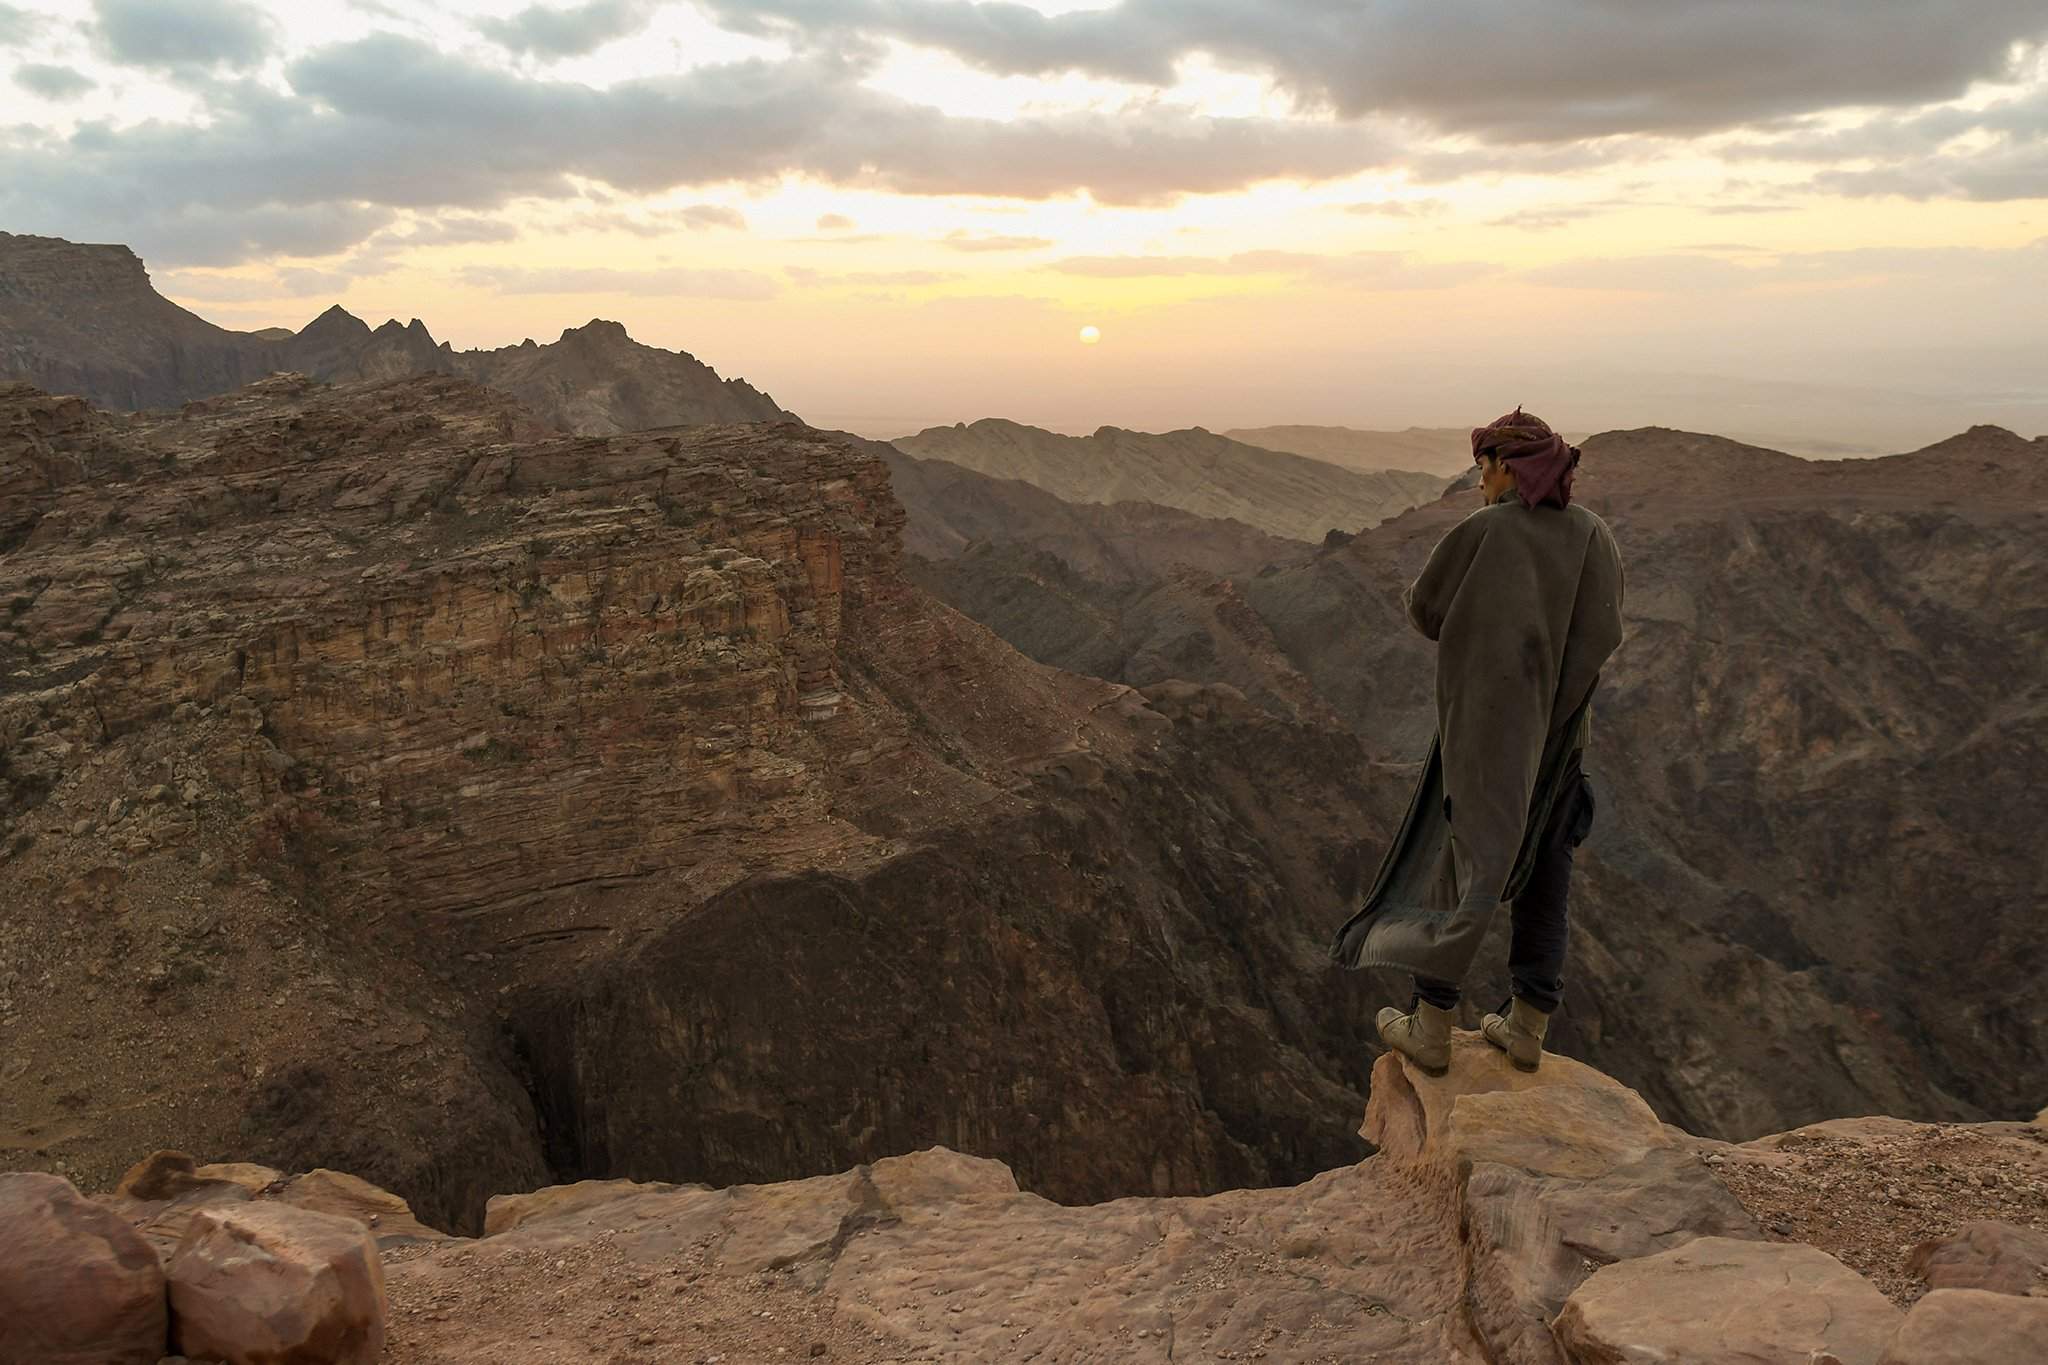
{"left": 1376, "top": 1000, "right": 1454, "bottom": 1076}
{"left": 1481, "top": 997, "right": 1550, "bottom": 1072}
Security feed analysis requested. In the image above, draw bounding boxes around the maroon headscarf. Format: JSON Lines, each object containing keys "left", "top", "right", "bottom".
{"left": 1471, "top": 407, "right": 1579, "bottom": 510}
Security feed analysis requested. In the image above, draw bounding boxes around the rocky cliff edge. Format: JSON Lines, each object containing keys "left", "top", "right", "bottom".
{"left": 7, "top": 1038, "right": 2044, "bottom": 1364}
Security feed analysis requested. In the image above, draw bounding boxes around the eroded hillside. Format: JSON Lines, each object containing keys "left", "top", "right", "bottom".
{"left": 0, "top": 374, "right": 1397, "bottom": 1230}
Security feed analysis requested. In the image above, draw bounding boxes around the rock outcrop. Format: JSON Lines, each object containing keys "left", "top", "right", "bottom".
{"left": 0, "top": 233, "right": 793, "bottom": 431}
{"left": 893, "top": 416, "right": 1448, "bottom": 541}
{"left": 455, "top": 318, "right": 794, "bottom": 433}
{"left": 1363, "top": 1033, "right": 1762, "bottom": 1362}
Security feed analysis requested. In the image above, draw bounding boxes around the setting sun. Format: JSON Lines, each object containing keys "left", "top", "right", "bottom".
{"left": 1078, "top": 325, "right": 1101, "bottom": 345}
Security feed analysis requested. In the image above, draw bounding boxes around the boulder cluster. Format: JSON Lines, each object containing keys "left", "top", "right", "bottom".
{"left": 0, "top": 1153, "right": 396, "bottom": 1365}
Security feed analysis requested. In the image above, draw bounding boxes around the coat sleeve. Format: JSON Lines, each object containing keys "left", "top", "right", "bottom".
{"left": 1403, "top": 515, "right": 1488, "bottom": 642}
{"left": 1591, "top": 516, "right": 1626, "bottom": 654}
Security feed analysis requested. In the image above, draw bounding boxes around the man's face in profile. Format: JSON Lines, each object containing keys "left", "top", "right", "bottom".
{"left": 1479, "top": 451, "right": 1517, "bottom": 505}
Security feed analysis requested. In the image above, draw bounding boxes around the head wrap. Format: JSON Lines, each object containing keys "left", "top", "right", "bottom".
{"left": 1470, "top": 407, "right": 1579, "bottom": 510}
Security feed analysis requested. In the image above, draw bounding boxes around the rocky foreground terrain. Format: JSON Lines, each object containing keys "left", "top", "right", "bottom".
{"left": 912, "top": 424, "right": 2048, "bottom": 1144}
{"left": 892, "top": 418, "right": 1446, "bottom": 543}
{"left": 0, "top": 232, "right": 793, "bottom": 431}
{"left": 6, "top": 1039, "right": 2043, "bottom": 1364}
{"left": 1, "top": 373, "right": 1415, "bottom": 1236}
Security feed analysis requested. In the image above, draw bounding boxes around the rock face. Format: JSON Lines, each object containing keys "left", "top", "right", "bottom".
{"left": 0, "top": 233, "right": 793, "bottom": 431}
{"left": 167, "top": 1202, "right": 385, "bottom": 1365}
{"left": 0, "top": 1172, "right": 168, "bottom": 1365}
{"left": 929, "top": 422, "right": 2048, "bottom": 1143}
{"left": 0, "top": 234, "right": 278, "bottom": 411}
{"left": 1553, "top": 1236, "right": 1902, "bottom": 1365}
{"left": 1364, "top": 1033, "right": 1760, "bottom": 1363}
{"left": 0, "top": 373, "right": 1391, "bottom": 1230}
{"left": 893, "top": 416, "right": 1448, "bottom": 541}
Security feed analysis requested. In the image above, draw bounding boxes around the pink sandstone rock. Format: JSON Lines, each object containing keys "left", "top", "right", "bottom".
{"left": 273, "top": 1168, "right": 448, "bottom": 1247}
{"left": 1554, "top": 1236, "right": 1901, "bottom": 1365}
{"left": 1365, "top": 1033, "right": 1759, "bottom": 1364}
{"left": 1877, "top": 1288, "right": 2048, "bottom": 1365}
{"left": 167, "top": 1202, "right": 384, "bottom": 1365}
{"left": 0, "top": 1172, "right": 167, "bottom": 1365}
{"left": 1907, "top": 1220, "right": 2048, "bottom": 1297}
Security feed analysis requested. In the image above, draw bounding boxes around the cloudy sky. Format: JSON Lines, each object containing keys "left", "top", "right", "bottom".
{"left": 4, "top": 0, "right": 2046, "bottom": 443}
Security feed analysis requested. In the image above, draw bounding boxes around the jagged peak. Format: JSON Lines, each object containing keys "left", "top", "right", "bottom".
{"left": 367, "top": 317, "right": 441, "bottom": 347}
{"left": 296, "top": 303, "right": 371, "bottom": 339}
{"left": 560, "top": 318, "right": 634, "bottom": 345}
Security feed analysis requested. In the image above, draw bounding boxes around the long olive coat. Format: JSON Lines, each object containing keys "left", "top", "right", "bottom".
{"left": 1331, "top": 491, "right": 1625, "bottom": 982}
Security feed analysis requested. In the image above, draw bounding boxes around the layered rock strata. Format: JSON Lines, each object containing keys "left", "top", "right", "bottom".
{"left": 0, "top": 374, "right": 1389, "bottom": 1230}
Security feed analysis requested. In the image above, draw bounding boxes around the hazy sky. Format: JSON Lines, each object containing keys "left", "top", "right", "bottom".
{"left": 4, "top": 0, "right": 2046, "bottom": 444}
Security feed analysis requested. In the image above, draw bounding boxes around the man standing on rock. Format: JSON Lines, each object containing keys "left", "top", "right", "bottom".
{"left": 1331, "top": 408, "right": 1624, "bottom": 1074}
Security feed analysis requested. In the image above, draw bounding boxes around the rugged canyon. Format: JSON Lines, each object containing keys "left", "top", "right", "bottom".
{"left": 0, "top": 372, "right": 1400, "bottom": 1234}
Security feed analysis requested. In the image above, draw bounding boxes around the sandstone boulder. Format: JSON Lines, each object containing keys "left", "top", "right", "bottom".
{"left": 117, "top": 1149, "right": 210, "bottom": 1201}
{"left": 1553, "top": 1237, "right": 1901, "bottom": 1365}
{"left": 1877, "top": 1289, "right": 2048, "bottom": 1364}
{"left": 1365, "top": 1033, "right": 1759, "bottom": 1363}
{"left": 274, "top": 1169, "right": 448, "bottom": 1248}
{"left": 0, "top": 1172, "right": 168, "bottom": 1365}
{"left": 1907, "top": 1221, "right": 2048, "bottom": 1297}
{"left": 195, "top": 1162, "right": 287, "bottom": 1195}
{"left": 167, "top": 1202, "right": 384, "bottom": 1365}
{"left": 124, "top": 1182, "right": 255, "bottom": 1263}
{"left": 483, "top": 1176, "right": 686, "bottom": 1237}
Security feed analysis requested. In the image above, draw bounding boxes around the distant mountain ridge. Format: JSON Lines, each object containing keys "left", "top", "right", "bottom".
{"left": 894, "top": 416, "right": 1447, "bottom": 542}
{"left": 0, "top": 231, "right": 794, "bottom": 433}
{"left": 1224, "top": 424, "right": 1482, "bottom": 478}
{"left": 881, "top": 444, "right": 1310, "bottom": 583}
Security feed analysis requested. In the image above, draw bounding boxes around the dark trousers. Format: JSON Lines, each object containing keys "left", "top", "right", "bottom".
{"left": 1414, "top": 763, "right": 1593, "bottom": 1016}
